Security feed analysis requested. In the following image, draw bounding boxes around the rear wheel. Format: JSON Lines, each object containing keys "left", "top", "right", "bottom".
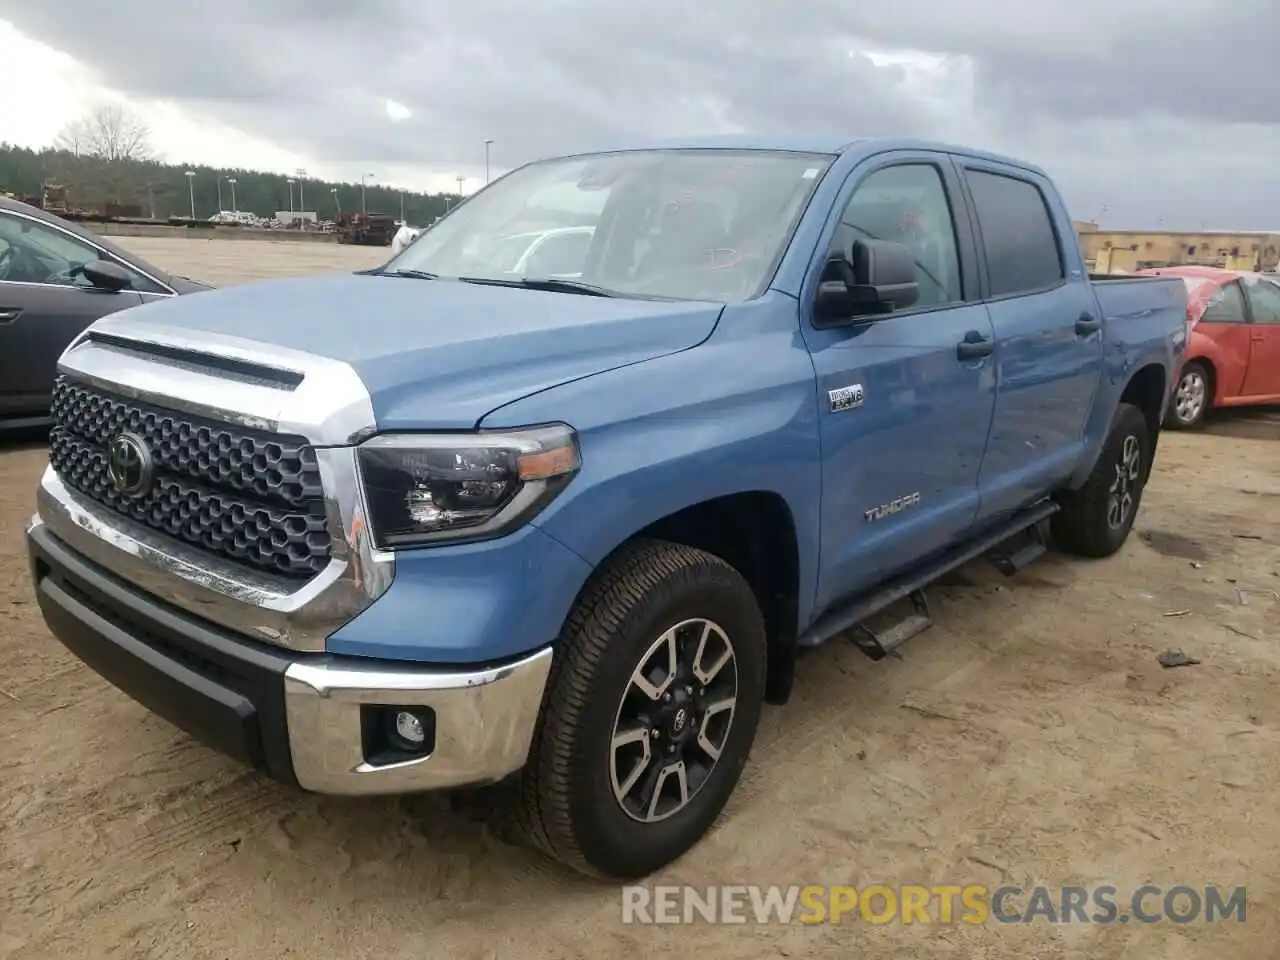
{"left": 1167, "top": 361, "right": 1210, "bottom": 429}
{"left": 1053, "top": 402, "right": 1152, "bottom": 558}
{"left": 517, "top": 538, "right": 767, "bottom": 879}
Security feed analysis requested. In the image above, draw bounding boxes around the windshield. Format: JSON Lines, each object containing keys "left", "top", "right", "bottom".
{"left": 386, "top": 149, "right": 833, "bottom": 301}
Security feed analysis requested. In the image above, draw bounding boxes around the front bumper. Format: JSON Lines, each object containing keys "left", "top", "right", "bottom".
{"left": 26, "top": 517, "right": 552, "bottom": 795}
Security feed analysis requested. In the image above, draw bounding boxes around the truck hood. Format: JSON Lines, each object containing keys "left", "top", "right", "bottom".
{"left": 110, "top": 273, "right": 724, "bottom": 430}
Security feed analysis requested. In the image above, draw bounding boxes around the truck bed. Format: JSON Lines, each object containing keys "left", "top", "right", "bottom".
{"left": 1091, "top": 273, "right": 1189, "bottom": 341}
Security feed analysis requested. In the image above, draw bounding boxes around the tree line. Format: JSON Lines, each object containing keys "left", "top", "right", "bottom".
{"left": 0, "top": 106, "right": 459, "bottom": 225}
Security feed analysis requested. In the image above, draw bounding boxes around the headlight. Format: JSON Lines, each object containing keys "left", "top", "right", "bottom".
{"left": 356, "top": 424, "right": 581, "bottom": 549}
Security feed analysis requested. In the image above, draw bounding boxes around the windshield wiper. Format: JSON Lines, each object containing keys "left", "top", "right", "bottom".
{"left": 457, "top": 276, "right": 619, "bottom": 298}
{"left": 369, "top": 268, "right": 439, "bottom": 280}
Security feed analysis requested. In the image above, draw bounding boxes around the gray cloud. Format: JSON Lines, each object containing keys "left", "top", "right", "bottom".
{"left": 6, "top": 0, "right": 1279, "bottom": 227}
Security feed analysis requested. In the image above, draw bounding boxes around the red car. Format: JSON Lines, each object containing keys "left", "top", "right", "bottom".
{"left": 1136, "top": 266, "right": 1280, "bottom": 428}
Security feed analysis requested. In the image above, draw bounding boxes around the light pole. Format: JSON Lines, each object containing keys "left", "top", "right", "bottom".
{"left": 228, "top": 178, "right": 237, "bottom": 213}
{"left": 331, "top": 187, "right": 340, "bottom": 213}
{"left": 296, "top": 168, "right": 307, "bottom": 229}
{"left": 286, "top": 178, "right": 295, "bottom": 213}
{"left": 399, "top": 190, "right": 405, "bottom": 222}
{"left": 184, "top": 170, "right": 195, "bottom": 219}
{"left": 216, "top": 176, "right": 224, "bottom": 213}
{"left": 484, "top": 139, "right": 493, "bottom": 183}
{"left": 360, "top": 173, "right": 374, "bottom": 214}
{"left": 456, "top": 175, "right": 465, "bottom": 198}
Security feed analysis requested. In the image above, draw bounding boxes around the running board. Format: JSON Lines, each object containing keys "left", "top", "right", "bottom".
{"left": 850, "top": 589, "right": 932, "bottom": 661}
{"left": 988, "top": 517, "right": 1050, "bottom": 577}
{"left": 797, "top": 499, "right": 1059, "bottom": 651}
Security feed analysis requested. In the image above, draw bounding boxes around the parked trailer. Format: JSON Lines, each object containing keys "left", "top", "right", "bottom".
{"left": 334, "top": 211, "right": 397, "bottom": 245}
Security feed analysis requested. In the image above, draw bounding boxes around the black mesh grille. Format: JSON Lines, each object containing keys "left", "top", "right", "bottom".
{"left": 48, "top": 376, "right": 331, "bottom": 580}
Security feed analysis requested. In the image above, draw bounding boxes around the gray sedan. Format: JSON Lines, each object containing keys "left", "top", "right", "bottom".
{"left": 0, "top": 197, "right": 212, "bottom": 433}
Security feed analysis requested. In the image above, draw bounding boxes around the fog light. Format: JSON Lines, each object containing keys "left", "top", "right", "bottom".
{"left": 361, "top": 704, "right": 436, "bottom": 766}
{"left": 394, "top": 710, "right": 427, "bottom": 746}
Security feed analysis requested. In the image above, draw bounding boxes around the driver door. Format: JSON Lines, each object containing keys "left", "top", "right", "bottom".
{"left": 0, "top": 210, "right": 143, "bottom": 420}
{"left": 802, "top": 155, "right": 996, "bottom": 611}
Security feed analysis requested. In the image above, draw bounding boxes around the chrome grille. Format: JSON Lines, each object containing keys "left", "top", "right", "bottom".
{"left": 48, "top": 376, "right": 331, "bottom": 579}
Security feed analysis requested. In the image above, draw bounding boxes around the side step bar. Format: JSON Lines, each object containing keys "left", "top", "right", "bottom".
{"left": 987, "top": 514, "right": 1051, "bottom": 577}
{"left": 850, "top": 589, "right": 932, "bottom": 661}
{"left": 797, "top": 499, "right": 1059, "bottom": 653}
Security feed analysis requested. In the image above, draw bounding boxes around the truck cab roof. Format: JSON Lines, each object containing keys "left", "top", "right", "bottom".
{"left": 547, "top": 135, "right": 1051, "bottom": 179}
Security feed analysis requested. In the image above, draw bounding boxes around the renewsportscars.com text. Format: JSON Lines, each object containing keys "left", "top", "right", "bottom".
{"left": 621, "top": 884, "right": 1247, "bottom": 925}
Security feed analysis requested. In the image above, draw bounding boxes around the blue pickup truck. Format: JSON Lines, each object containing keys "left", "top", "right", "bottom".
{"left": 25, "top": 137, "right": 1187, "bottom": 880}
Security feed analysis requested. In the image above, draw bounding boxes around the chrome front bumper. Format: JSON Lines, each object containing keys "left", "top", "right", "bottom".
{"left": 27, "top": 513, "right": 552, "bottom": 795}
{"left": 283, "top": 647, "right": 552, "bottom": 794}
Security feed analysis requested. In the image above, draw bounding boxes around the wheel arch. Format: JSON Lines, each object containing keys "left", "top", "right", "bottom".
{"left": 1122, "top": 362, "right": 1169, "bottom": 438}
{"left": 1119, "top": 363, "right": 1167, "bottom": 484}
{"left": 1180, "top": 354, "right": 1217, "bottom": 405}
{"left": 555, "top": 490, "right": 804, "bottom": 706}
{"left": 1069, "top": 361, "right": 1168, "bottom": 490}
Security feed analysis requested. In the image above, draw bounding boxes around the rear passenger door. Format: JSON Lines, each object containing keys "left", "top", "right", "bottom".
{"left": 958, "top": 161, "right": 1104, "bottom": 523}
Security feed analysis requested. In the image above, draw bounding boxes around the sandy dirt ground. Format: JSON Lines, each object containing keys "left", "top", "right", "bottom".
{"left": 2, "top": 237, "right": 1279, "bottom": 959}
{"left": 120, "top": 235, "right": 389, "bottom": 286}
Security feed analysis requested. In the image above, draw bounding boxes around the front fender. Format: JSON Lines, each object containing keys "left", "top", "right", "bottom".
{"left": 326, "top": 523, "right": 592, "bottom": 663}
{"left": 480, "top": 295, "right": 824, "bottom": 629}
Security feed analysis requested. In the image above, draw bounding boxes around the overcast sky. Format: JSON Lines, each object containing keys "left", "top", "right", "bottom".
{"left": 2, "top": 1, "right": 1277, "bottom": 228}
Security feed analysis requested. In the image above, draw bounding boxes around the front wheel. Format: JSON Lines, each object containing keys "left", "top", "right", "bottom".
{"left": 517, "top": 538, "right": 767, "bottom": 879}
{"left": 1167, "top": 361, "right": 1211, "bottom": 429}
{"left": 1052, "top": 402, "right": 1152, "bottom": 558}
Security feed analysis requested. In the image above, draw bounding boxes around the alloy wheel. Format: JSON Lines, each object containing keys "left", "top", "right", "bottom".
{"left": 1107, "top": 434, "right": 1142, "bottom": 529}
{"left": 608, "top": 618, "right": 739, "bottom": 823}
{"left": 1174, "top": 370, "right": 1206, "bottom": 424}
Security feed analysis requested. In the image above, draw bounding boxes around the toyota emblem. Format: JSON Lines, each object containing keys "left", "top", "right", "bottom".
{"left": 672, "top": 707, "right": 688, "bottom": 734}
{"left": 107, "top": 432, "right": 153, "bottom": 497}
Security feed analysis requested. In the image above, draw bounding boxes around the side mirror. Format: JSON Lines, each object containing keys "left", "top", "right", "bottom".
{"left": 814, "top": 239, "right": 920, "bottom": 326}
{"left": 80, "top": 259, "right": 134, "bottom": 292}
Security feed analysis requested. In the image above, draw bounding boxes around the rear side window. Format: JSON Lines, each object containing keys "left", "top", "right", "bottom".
{"left": 965, "top": 170, "right": 1065, "bottom": 297}
{"left": 1246, "top": 278, "right": 1280, "bottom": 323}
{"left": 1201, "top": 280, "right": 1246, "bottom": 323}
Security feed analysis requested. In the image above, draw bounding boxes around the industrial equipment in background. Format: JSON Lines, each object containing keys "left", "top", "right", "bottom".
{"left": 41, "top": 182, "right": 70, "bottom": 214}
{"left": 334, "top": 211, "right": 397, "bottom": 245}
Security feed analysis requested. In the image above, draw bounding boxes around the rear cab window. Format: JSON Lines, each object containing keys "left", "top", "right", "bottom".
{"left": 962, "top": 169, "right": 1066, "bottom": 298}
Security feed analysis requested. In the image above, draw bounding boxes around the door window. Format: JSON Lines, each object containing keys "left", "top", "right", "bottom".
{"left": 830, "top": 163, "right": 963, "bottom": 308}
{"left": 964, "top": 170, "right": 1065, "bottom": 297}
{"left": 1245, "top": 278, "right": 1280, "bottom": 323}
{"left": 1201, "top": 280, "right": 1247, "bottom": 323}
{"left": 0, "top": 213, "right": 164, "bottom": 293}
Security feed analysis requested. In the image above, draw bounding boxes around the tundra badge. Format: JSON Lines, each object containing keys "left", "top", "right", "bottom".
{"left": 865, "top": 492, "right": 921, "bottom": 522}
{"left": 828, "top": 383, "right": 865, "bottom": 413}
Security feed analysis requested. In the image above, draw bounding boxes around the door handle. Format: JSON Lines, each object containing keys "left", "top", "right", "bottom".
{"left": 0, "top": 308, "right": 21, "bottom": 325}
{"left": 956, "top": 330, "right": 993, "bottom": 361}
{"left": 1075, "top": 312, "right": 1102, "bottom": 335}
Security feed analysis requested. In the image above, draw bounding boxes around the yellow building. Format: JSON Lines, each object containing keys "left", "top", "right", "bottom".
{"left": 1077, "top": 228, "right": 1280, "bottom": 274}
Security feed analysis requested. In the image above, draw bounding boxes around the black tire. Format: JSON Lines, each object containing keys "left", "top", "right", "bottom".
{"left": 517, "top": 538, "right": 767, "bottom": 879}
{"left": 1052, "top": 402, "right": 1152, "bottom": 558}
{"left": 1166, "top": 360, "right": 1211, "bottom": 429}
